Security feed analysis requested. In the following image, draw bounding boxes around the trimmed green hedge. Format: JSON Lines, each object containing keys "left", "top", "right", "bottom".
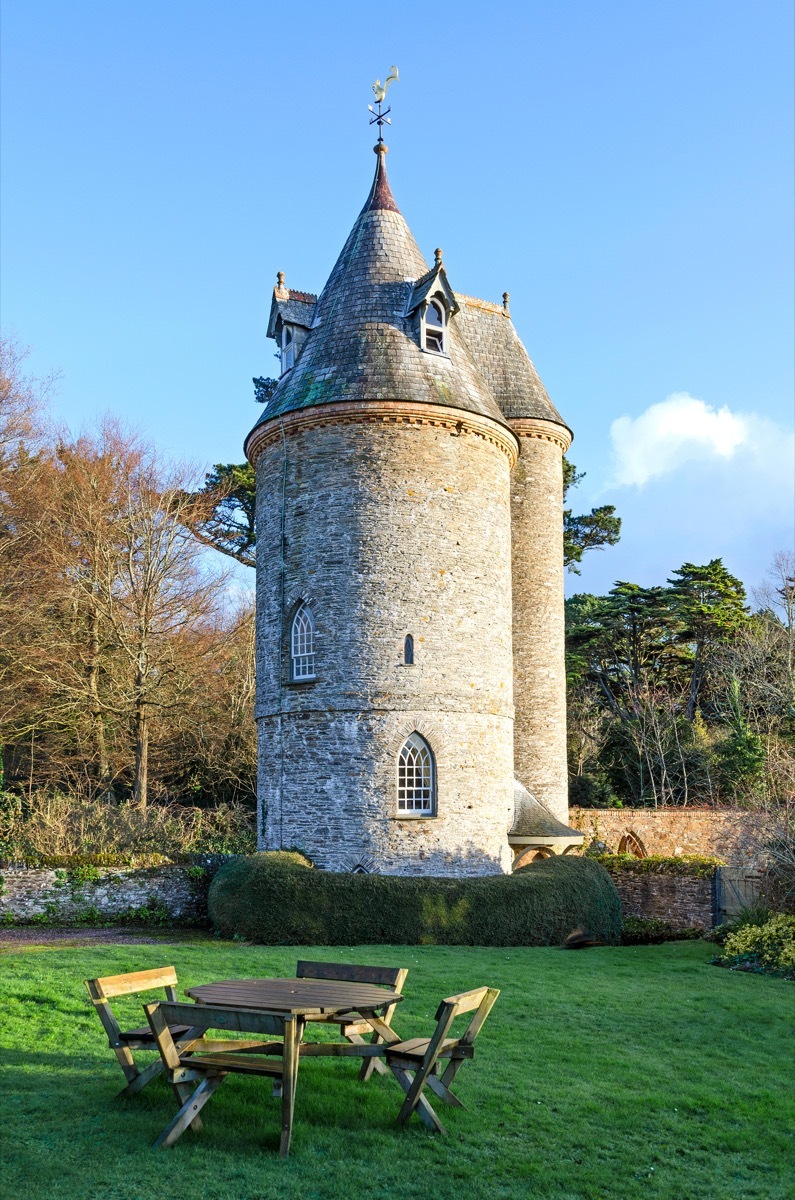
{"left": 208, "top": 853, "right": 622, "bottom": 946}
{"left": 593, "top": 854, "right": 723, "bottom": 878}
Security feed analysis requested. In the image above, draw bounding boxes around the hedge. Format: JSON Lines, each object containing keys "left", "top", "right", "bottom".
{"left": 208, "top": 852, "right": 622, "bottom": 946}
{"left": 592, "top": 854, "right": 723, "bottom": 878}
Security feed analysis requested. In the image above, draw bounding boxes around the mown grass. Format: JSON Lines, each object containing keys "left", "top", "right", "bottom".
{"left": 1, "top": 937, "right": 792, "bottom": 1200}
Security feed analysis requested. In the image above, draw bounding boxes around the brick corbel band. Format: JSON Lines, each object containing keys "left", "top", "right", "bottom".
{"left": 509, "top": 417, "right": 573, "bottom": 454}
{"left": 245, "top": 400, "right": 520, "bottom": 467}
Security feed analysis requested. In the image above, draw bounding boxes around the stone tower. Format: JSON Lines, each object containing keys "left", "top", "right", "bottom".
{"left": 244, "top": 142, "right": 577, "bottom": 874}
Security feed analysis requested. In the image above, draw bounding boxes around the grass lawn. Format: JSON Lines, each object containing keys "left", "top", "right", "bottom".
{"left": 0, "top": 936, "right": 792, "bottom": 1200}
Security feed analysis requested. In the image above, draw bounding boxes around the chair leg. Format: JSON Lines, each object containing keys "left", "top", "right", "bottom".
{"left": 173, "top": 1081, "right": 204, "bottom": 1133}
{"left": 112, "top": 1044, "right": 139, "bottom": 1086}
{"left": 347, "top": 1030, "right": 389, "bottom": 1081}
{"left": 389, "top": 1066, "right": 447, "bottom": 1135}
{"left": 117, "top": 1057, "right": 165, "bottom": 1098}
{"left": 425, "top": 1072, "right": 465, "bottom": 1109}
{"left": 152, "top": 1076, "right": 224, "bottom": 1149}
{"left": 440, "top": 1057, "right": 466, "bottom": 1092}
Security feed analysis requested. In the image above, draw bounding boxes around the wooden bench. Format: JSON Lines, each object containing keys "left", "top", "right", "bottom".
{"left": 145, "top": 1001, "right": 299, "bottom": 1157}
{"left": 84, "top": 967, "right": 197, "bottom": 1097}
{"left": 296, "top": 960, "right": 408, "bottom": 1081}
{"left": 384, "top": 986, "right": 500, "bottom": 1134}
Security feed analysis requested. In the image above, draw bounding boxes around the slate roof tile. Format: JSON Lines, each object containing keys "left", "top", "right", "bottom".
{"left": 246, "top": 146, "right": 570, "bottom": 445}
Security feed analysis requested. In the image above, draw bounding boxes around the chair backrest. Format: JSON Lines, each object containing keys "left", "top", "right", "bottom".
{"left": 296, "top": 960, "right": 407, "bottom": 990}
{"left": 87, "top": 966, "right": 178, "bottom": 1000}
{"left": 84, "top": 967, "right": 179, "bottom": 1046}
{"left": 427, "top": 986, "right": 500, "bottom": 1061}
{"left": 145, "top": 1001, "right": 288, "bottom": 1070}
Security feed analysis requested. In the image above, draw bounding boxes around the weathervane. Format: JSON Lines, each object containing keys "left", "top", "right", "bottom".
{"left": 368, "top": 66, "right": 399, "bottom": 142}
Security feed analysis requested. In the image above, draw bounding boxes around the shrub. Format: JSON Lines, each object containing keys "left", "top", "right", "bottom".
{"left": 208, "top": 853, "right": 622, "bottom": 947}
{"left": 621, "top": 917, "right": 703, "bottom": 945}
{"left": 712, "top": 913, "right": 795, "bottom": 979}
{"left": 704, "top": 903, "right": 773, "bottom": 946}
{"left": 0, "top": 790, "right": 255, "bottom": 864}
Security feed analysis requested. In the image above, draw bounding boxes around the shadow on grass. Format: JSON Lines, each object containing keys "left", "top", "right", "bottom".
{"left": 2, "top": 1044, "right": 412, "bottom": 1157}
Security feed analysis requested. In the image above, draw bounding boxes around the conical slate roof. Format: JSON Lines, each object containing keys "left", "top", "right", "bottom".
{"left": 454, "top": 297, "right": 570, "bottom": 430}
{"left": 247, "top": 147, "right": 514, "bottom": 441}
{"left": 246, "top": 144, "right": 569, "bottom": 448}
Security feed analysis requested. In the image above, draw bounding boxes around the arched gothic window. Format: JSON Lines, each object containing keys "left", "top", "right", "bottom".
{"left": 618, "top": 831, "right": 647, "bottom": 859}
{"left": 290, "top": 602, "right": 316, "bottom": 681}
{"left": 281, "top": 325, "right": 295, "bottom": 374}
{"left": 423, "top": 299, "right": 446, "bottom": 354}
{"left": 404, "top": 634, "right": 414, "bottom": 665}
{"left": 397, "top": 732, "right": 435, "bottom": 814}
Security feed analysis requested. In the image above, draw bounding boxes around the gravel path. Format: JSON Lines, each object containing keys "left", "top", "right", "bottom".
{"left": 0, "top": 926, "right": 198, "bottom": 947}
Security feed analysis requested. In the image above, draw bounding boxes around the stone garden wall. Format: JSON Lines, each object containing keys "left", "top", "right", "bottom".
{"left": 569, "top": 807, "right": 781, "bottom": 867}
{"left": 0, "top": 864, "right": 213, "bottom": 925}
{"left": 606, "top": 870, "right": 715, "bottom": 930}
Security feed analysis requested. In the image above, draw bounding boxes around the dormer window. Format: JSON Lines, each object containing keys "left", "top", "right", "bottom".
{"left": 281, "top": 325, "right": 295, "bottom": 374}
{"left": 423, "top": 299, "right": 446, "bottom": 355}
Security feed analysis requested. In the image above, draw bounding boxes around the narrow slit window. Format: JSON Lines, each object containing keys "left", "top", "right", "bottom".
{"left": 397, "top": 732, "right": 435, "bottom": 815}
{"left": 291, "top": 602, "right": 316, "bottom": 680}
{"left": 404, "top": 634, "right": 414, "bottom": 665}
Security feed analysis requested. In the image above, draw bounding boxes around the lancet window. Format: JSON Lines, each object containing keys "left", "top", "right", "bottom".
{"left": 397, "top": 732, "right": 435, "bottom": 815}
{"left": 290, "top": 602, "right": 316, "bottom": 681}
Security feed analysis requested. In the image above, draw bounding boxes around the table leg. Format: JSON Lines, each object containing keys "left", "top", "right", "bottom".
{"left": 279, "top": 1016, "right": 301, "bottom": 1158}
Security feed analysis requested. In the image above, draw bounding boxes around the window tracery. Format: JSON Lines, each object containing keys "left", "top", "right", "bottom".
{"left": 397, "top": 732, "right": 435, "bottom": 815}
{"left": 290, "top": 602, "right": 316, "bottom": 680}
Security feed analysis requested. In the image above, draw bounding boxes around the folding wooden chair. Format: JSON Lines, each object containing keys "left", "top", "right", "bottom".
{"left": 296, "top": 960, "right": 408, "bottom": 1081}
{"left": 144, "top": 1001, "right": 299, "bottom": 1157}
{"left": 84, "top": 967, "right": 197, "bottom": 1097}
{"left": 384, "top": 986, "right": 500, "bottom": 1134}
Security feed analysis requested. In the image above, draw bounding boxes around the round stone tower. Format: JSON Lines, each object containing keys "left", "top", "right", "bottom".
{"left": 509, "top": 420, "right": 572, "bottom": 823}
{"left": 453, "top": 296, "right": 574, "bottom": 825}
{"left": 244, "top": 145, "right": 519, "bottom": 875}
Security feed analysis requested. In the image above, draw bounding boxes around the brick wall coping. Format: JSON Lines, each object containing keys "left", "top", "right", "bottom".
{"left": 246, "top": 399, "right": 520, "bottom": 467}
{"left": 509, "top": 417, "right": 573, "bottom": 453}
{"left": 573, "top": 807, "right": 763, "bottom": 814}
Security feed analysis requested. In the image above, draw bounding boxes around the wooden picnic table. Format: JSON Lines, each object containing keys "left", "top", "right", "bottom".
{"left": 177, "top": 976, "right": 405, "bottom": 1154}
{"left": 185, "top": 977, "right": 404, "bottom": 1054}
{"left": 185, "top": 977, "right": 402, "bottom": 1019}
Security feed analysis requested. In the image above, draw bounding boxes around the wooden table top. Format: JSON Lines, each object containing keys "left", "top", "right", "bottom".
{"left": 184, "top": 977, "right": 404, "bottom": 1016}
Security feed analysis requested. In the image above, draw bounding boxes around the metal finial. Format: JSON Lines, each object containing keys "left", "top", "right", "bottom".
{"left": 368, "top": 66, "right": 399, "bottom": 143}
{"left": 277, "top": 271, "right": 285, "bottom": 290}
{"left": 502, "top": 291, "right": 510, "bottom": 315}
{"left": 434, "top": 248, "right": 443, "bottom": 268}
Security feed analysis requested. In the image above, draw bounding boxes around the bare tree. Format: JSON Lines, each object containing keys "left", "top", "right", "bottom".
{"left": 81, "top": 426, "right": 228, "bottom": 805}
{"left": 754, "top": 551, "right": 795, "bottom": 678}
{"left": 0, "top": 336, "right": 57, "bottom": 462}
{"left": 1, "top": 420, "right": 229, "bottom": 805}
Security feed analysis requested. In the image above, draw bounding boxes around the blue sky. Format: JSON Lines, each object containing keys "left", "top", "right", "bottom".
{"left": 2, "top": 1, "right": 793, "bottom": 598}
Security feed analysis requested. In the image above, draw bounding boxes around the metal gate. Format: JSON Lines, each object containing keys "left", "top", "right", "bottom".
{"left": 715, "top": 867, "right": 762, "bottom": 924}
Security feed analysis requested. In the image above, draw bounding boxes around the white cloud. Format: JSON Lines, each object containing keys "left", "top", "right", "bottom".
{"left": 609, "top": 392, "right": 750, "bottom": 487}
{"left": 572, "top": 393, "right": 794, "bottom": 598}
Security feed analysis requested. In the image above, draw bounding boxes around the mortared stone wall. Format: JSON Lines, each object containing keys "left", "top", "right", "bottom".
{"left": 253, "top": 414, "right": 516, "bottom": 876}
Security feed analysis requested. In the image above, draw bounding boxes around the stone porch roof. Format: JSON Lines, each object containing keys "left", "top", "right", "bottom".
{"left": 509, "top": 780, "right": 584, "bottom": 845}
